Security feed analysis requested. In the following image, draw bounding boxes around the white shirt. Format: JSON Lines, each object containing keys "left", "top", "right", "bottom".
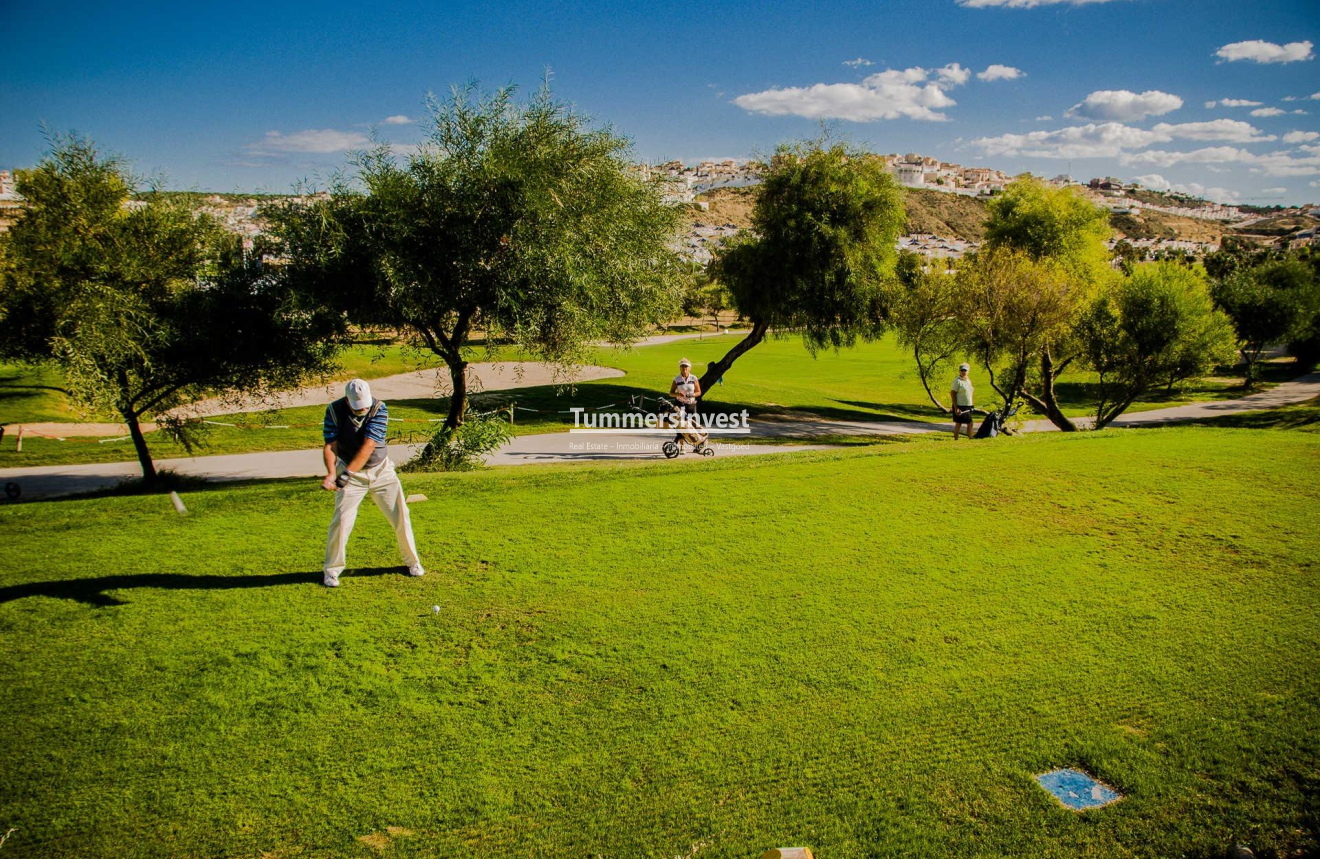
{"left": 673, "top": 374, "right": 697, "bottom": 404}
{"left": 951, "top": 376, "right": 974, "bottom": 407}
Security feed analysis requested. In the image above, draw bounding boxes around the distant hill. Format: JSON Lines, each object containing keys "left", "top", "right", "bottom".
{"left": 1233, "top": 213, "right": 1320, "bottom": 237}
{"left": 902, "top": 189, "right": 990, "bottom": 240}
{"left": 690, "top": 187, "right": 756, "bottom": 230}
{"left": 1110, "top": 210, "right": 1230, "bottom": 243}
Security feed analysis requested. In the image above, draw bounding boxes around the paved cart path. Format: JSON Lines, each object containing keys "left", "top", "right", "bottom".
{"left": 1, "top": 371, "right": 1314, "bottom": 501}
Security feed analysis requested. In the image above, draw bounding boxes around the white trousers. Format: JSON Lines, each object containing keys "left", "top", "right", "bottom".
{"left": 323, "top": 457, "right": 421, "bottom": 575}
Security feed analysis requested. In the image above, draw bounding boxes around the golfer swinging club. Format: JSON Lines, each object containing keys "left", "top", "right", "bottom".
{"left": 950, "top": 362, "right": 975, "bottom": 440}
{"left": 320, "top": 379, "right": 424, "bottom": 587}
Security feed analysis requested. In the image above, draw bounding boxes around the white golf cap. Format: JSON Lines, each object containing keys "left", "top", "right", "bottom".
{"left": 679, "top": 357, "right": 692, "bottom": 367}
{"left": 959, "top": 363, "right": 970, "bottom": 371}
{"left": 345, "top": 378, "right": 372, "bottom": 410}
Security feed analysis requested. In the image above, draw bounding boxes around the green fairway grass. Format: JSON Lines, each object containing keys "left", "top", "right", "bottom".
{"left": 1, "top": 428, "right": 1317, "bottom": 857}
{"left": 0, "top": 335, "right": 1300, "bottom": 469}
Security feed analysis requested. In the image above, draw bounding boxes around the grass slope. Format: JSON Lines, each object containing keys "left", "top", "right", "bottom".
{"left": 0, "top": 429, "right": 1318, "bottom": 858}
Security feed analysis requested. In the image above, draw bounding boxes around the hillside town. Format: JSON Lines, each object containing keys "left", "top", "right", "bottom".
{"left": 0, "top": 161, "right": 1314, "bottom": 265}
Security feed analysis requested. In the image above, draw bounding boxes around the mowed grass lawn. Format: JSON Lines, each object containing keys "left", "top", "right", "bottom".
{"left": 1, "top": 428, "right": 1318, "bottom": 858}
{"left": 0, "top": 334, "right": 1298, "bottom": 468}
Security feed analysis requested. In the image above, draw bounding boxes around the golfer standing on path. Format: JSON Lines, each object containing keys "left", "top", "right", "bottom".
{"left": 950, "top": 363, "right": 975, "bottom": 440}
{"left": 320, "top": 379, "right": 424, "bottom": 587}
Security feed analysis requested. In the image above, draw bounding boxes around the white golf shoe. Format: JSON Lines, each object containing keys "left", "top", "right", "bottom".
{"left": 323, "top": 571, "right": 340, "bottom": 588}
{"left": 408, "top": 565, "right": 426, "bottom": 577}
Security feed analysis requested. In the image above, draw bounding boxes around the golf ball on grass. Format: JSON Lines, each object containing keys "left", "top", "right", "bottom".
{"left": 432, "top": 605, "right": 440, "bottom": 614}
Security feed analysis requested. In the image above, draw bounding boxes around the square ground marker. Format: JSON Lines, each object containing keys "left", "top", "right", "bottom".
{"left": 1035, "top": 768, "right": 1122, "bottom": 810}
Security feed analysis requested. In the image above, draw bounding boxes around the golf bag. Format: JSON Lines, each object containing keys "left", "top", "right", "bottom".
{"left": 974, "top": 402, "right": 1021, "bottom": 439}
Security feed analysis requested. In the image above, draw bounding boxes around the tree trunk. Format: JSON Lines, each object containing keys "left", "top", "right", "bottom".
{"left": 1241, "top": 346, "right": 1260, "bottom": 388}
{"left": 1094, "top": 388, "right": 1142, "bottom": 429}
{"left": 443, "top": 357, "right": 468, "bottom": 430}
{"left": 914, "top": 348, "right": 952, "bottom": 414}
{"left": 697, "top": 319, "right": 770, "bottom": 392}
{"left": 122, "top": 408, "right": 158, "bottom": 486}
{"left": 1026, "top": 348, "right": 1078, "bottom": 432}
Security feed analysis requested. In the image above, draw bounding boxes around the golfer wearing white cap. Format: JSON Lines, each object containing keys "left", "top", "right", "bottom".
{"left": 320, "top": 379, "right": 423, "bottom": 587}
{"left": 669, "top": 357, "right": 702, "bottom": 420}
{"left": 950, "top": 363, "right": 975, "bottom": 440}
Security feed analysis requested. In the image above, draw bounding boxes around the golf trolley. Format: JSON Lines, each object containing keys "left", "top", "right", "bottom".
{"left": 627, "top": 395, "right": 715, "bottom": 459}
{"left": 968, "top": 402, "right": 1022, "bottom": 439}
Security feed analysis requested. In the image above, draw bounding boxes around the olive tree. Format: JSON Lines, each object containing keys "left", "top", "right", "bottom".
{"left": 0, "top": 135, "right": 342, "bottom": 485}
{"left": 268, "top": 82, "right": 685, "bottom": 430}
{"left": 1078, "top": 262, "right": 1236, "bottom": 428}
{"left": 1211, "top": 258, "right": 1316, "bottom": 385}
{"left": 977, "top": 178, "right": 1114, "bottom": 430}
{"left": 699, "top": 141, "right": 904, "bottom": 391}
{"left": 890, "top": 250, "right": 964, "bottom": 412}
{"left": 955, "top": 248, "right": 1081, "bottom": 418}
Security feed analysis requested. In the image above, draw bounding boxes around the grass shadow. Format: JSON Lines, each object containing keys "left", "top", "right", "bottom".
{"left": 831, "top": 399, "right": 945, "bottom": 422}
{"left": 0, "top": 566, "right": 404, "bottom": 606}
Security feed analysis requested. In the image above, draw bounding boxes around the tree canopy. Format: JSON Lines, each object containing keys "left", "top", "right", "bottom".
{"left": 0, "top": 135, "right": 342, "bottom": 484}
{"left": 983, "top": 178, "right": 1113, "bottom": 284}
{"left": 1078, "top": 262, "right": 1236, "bottom": 427}
{"left": 701, "top": 141, "right": 904, "bottom": 390}
{"left": 268, "top": 82, "right": 686, "bottom": 430}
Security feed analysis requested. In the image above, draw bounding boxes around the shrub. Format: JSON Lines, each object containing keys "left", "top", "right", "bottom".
{"left": 402, "top": 410, "right": 514, "bottom": 472}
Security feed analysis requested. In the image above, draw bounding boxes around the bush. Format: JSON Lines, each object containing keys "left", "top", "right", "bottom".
{"left": 402, "top": 410, "right": 514, "bottom": 472}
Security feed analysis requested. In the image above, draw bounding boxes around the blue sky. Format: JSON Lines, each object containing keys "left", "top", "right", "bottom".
{"left": 2, "top": 0, "right": 1318, "bottom": 204}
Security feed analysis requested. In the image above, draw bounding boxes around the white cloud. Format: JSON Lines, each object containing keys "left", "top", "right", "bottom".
{"left": 1035, "top": 115, "right": 1053, "bottom": 121}
{"left": 1250, "top": 107, "right": 1287, "bottom": 117}
{"left": 1133, "top": 173, "right": 1171, "bottom": 191}
{"left": 973, "top": 119, "right": 1272, "bottom": 159}
{"left": 382, "top": 115, "right": 414, "bottom": 125}
{"left": 1310, "top": 93, "right": 1320, "bottom": 100}
{"left": 1120, "top": 146, "right": 1320, "bottom": 177}
{"left": 1283, "top": 131, "right": 1320, "bottom": 143}
{"left": 1120, "top": 146, "right": 1259, "bottom": 167}
{"left": 956, "top": 0, "right": 1126, "bottom": 7}
{"left": 1150, "top": 119, "right": 1274, "bottom": 143}
{"left": 247, "top": 129, "right": 370, "bottom": 155}
{"left": 1216, "top": 40, "right": 1314, "bottom": 64}
{"left": 1283, "top": 96, "right": 1298, "bottom": 102}
{"left": 1291, "top": 109, "right": 1310, "bottom": 116}
{"left": 936, "top": 63, "right": 972, "bottom": 85}
{"left": 973, "top": 122, "right": 1169, "bottom": 158}
{"left": 977, "top": 64, "right": 1024, "bottom": 81}
{"left": 1205, "top": 98, "right": 1263, "bottom": 108}
{"left": 843, "top": 57, "right": 874, "bottom": 68}
{"left": 1259, "top": 187, "right": 1288, "bottom": 195}
{"left": 1172, "top": 182, "right": 1240, "bottom": 203}
{"left": 733, "top": 65, "right": 967, "bottom": 122}
{"left": 1065, "top": 89, "right": 1183, "bottom": 121}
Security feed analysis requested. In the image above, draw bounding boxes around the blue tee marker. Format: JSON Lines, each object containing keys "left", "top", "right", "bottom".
{"left": 1035, "top": 769, "right": 1122, "bottom": 810}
